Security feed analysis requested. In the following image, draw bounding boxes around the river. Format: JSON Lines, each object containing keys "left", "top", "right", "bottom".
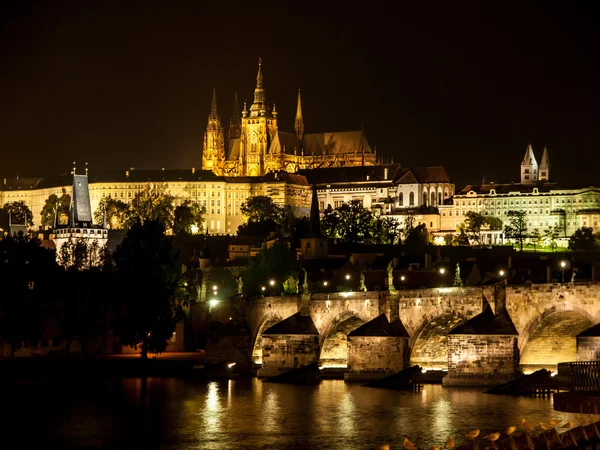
{"left": 4, "top": 378, "right": 574, "bottom": 449}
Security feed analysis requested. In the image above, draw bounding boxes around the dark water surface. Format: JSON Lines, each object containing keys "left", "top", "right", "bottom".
{"left": 3, "top": 378, "right": 574, "bottom": 449}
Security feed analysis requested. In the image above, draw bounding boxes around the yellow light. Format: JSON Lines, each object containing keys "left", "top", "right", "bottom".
{"left": 269, "top": 279, "right": 275, "bottom": 286}
{"left": 400, "top": 275, "right": 406, "bottom": 281}
{"left": 323, "top": 281, "right": 328, "bottom": 286}
{"left": 561, "top": 261, "right": 567, "bottom": 268}
{"left": 190, "top": 224, "right": 199, "bottom": 234}
{"left": 212, "top": 285, "right": 218, "bottom": 290}
{"left": 499, "top": 270, "right": 505, "bottom": 277}
{"left": 227, "top": 362, "right": 236, "bottom": 368}
{"left": 209, "top": 299, "right": 218, "bottom": 307}
{"left": 261, "top": 286, "right": 266, "bottom": 291}
{"left": 345, "top": 274, "right": 351, "bottom": 280}
{"left": 439, "top": 268, "right": 445, "bottom": 274}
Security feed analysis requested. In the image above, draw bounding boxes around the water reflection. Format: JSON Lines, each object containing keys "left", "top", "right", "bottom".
{"left": 336, "top": 391, "right": 356, "bottom": 435}
{"left": 262, "top": 388, "right": 281, "bottom": 432}
{"left": 202, "top": 381, "right": 222, "bottom": 435}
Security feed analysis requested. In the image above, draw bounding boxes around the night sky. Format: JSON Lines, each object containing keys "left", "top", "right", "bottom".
{"left": 1, "top": 1, "right": 598, "bottom": 188}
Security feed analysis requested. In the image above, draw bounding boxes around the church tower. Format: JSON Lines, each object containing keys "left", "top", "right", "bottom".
{"left": 240, "top": 58, "right": 278, "bottom": 176}
{"left": 539, "top": 146, "right": 550, "bottom": 181}
{"left": 520, "top": 142, "right": 538, "bottom": 184}
{"left": 202, "top": 89, "right": 225, "bottom": 176}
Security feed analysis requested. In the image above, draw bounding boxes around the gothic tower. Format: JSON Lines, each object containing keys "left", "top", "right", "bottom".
{"left": 294, "top": 89, "right": 304, "bottom": 141}
{"left": 520, "top": 142, "right": 538, "bottom": 184}
{"left": 539, "top": 146, "right": 550, "bottom": 181}
{"left": 202, "top": 88, "right": 225, "bottom": 175}
{"left": 229, "top": 92, "right": 241, "bottom": 140}
{"left": 240, "top": 58, "right": 278, "bottom": 176}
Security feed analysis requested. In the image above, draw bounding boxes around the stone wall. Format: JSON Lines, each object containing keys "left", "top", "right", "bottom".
{"left": 444, "top": 334, "right": 518, "bottom": 386}
{"left": 345, "top": 336, "right": 408, "bottom": 381}
{"left": 577, "top": 336, "right": 600, "bottom": 361}
{"left": 258, "top": 334, "right": 320, "bottom": 378}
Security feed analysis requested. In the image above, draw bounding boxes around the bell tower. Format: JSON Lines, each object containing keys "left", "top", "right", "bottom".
{"left": 202, "top": 88, "right": 225, "bottom": 175}
{"left": 240, "top": 58, "right": 278, "bottom": 176}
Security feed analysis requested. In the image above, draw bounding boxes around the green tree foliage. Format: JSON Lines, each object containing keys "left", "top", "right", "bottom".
{"left": 114, "top": 220, "right": 189, "bottom": 359}
{"left": 320, "top": 200, "right": 400, "bottom": 244}
{"left": 172, "top": 200, "right": 206, "bottom": 235}
{"left": 125, "top": 185, "right": 175, "bottom": 231}
{"left": 94, "top": 197, "right": 129, "bottom": 229}
{"left": 0, "top": 234, "right": 59, "bottom": 355}
{"left": 504, "top": 210, "right": 528, "bottom": 251}
{"left": 282, "top": 275, "right": 299, "bottom": 295}
{"left": 242, "top": 241, "right": 298, "bottom": 296}
{"left": 486, "top": 216, "right": 503, "bottom": 230}
{"left": 543, "top": 224, "right": 560, "bottom": 251}
{"left": 238, "top": 196, "right": 286, "bottom": 237}
{"left": 40, "top": 192, "right": 71, "bottom": 228}
{"left": 3, "top": 201, "right": 33, "bottom": 227}
{"left": 568, "top": 227, "right": 599, "bottom": 252}
{"left": 530, "top": 228, "right": 542, "bottom": 252}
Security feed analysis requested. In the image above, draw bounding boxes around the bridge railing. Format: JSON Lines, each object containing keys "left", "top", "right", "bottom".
{"left": 557, "top": 361, "right": 600, "bottom": 393}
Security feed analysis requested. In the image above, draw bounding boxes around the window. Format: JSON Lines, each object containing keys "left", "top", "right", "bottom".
{"left": 399, "top": 192, "right": 404, "bottom": 206}
{"left": 409, "top": 192, "right": 415, "bottom": 206}
{"left": 423, "top": 192, "right": 427, "bottom": 206}
{"left": 438, "top": 192, "right": 442, "bottom": 205}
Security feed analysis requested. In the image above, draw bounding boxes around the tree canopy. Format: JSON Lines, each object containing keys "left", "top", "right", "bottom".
{"left": 40, "top": 192, "right": 71, "bottom": 228}
{"left": 172, "top": 200, "right": 206, "bottom": 235}
{"left": 242, "top": 240, "right": 298, "bottom": 296}
{"left": 113, "top": 219, "right": 188, "bottom": 359}
{"left": 568, "top": 227, "right": 599, "bottom": 252}
{"left": 504, "top": 210, "right": 528, "bottom": 251}
{"left": 238, "top": 196, "right": 286, "bottom": 238}
{"left": 94, "top": 197, "right": 129, "bottom": 229}
{"left": 3, "top": 201, "right": 33, "bottom": 227}
{"left": 124, "top": 185, "right": 175, "bottom": 231}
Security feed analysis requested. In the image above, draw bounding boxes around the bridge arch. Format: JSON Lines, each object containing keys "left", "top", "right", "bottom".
{"left": 251, "top": 313, "right": 283, "bottom": 365}
{"left": 409, "top": 311, "right": 467, "bottom": 370}
{"left": 519, "top": 304, "right": 596, "bottom": 372}
{"left": 318, "top": 311, "right": 365, "bottom": 368}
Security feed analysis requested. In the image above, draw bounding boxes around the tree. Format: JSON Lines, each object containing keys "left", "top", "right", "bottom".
{"left": 241, "top": 196, "right": 285, "bottom": 224}
{"left": 3, "top": 201, "right": 33, "bottom": 227}
{"left": 568, "top": 227, "right": 599, "bottom": 252}
{"left": 504, "top": 210, "right": 528, "bottom": 251}
{"left": 464, "top": 211, "right": 487, "bottom": 245}
{"left": 94, "top": 197, "right": 129, "bottom": 229}
{"left": 242, "top": 240, "right": 298, "bottom": 296}
{"left": 452, "top": 223, "right": 470, "bottom": 246}
{"left": 40, "top": 191, "right": 71, "bottom": 228}
{"left": 543, "top": 224, "right": 560, "bottom": 252}
{"left": 114, "top": 220, "right": 189, "bottom": 359}
{"left": 529, "top": 228, "right": 542, "bottom": 252}
{"left": 320, "top": 200, "right": 374, "bottom": 243}
{"left": 57, "top": 237, "right": 110, "bottom": 271}
{"left": 125, "top": 185, "right": 175, "bottom": 231}
{"left": 0, "top": 233, "right": 59, "bottom": 356}
{"left": 371, "top": 216, "right": 400, "bottom": 244}
{"left": 172, "top": 200, "right": 206, "bottom": 235}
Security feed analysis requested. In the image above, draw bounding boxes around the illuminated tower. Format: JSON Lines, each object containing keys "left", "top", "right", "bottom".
{"left": 240, "top": 58, "right": 278, "bottom": 176}
{"left": 539, "top": 146, "right": 550, "bottom": 181}
{"left": 294, "top": 89, "right": 304, "bottom": 141}
{"left": 202, "top": 88, "right": 225, "bottom": 176}
{"left": 520, "top": 142, "right": 538, "bottom": 184}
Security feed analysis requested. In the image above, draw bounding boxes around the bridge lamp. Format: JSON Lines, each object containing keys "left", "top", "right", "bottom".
{"left": 323, "top": 281, "right": 328, "bottom": 287}
{"left": 499, "top": 270, "right": 505, "bottom": 277}
{"left": 212, "top": 285, "right": 218, "bottom": 290}
{"left": 439, "top": 267, "right": 446, "bottom": 287}
{"left": 400, "top": 275, "right": 406, "bottom": 281}
{"left": 261, "top": 286, "right": 266, "bottom": 292}
{"left": 209, "top": 299, "right": 219, "bottom": 307}
{"left": 345, "top": 274, "right": 351, "bottom": 280}
{"left": 560, "top": 260, "right": 567, "bottom": 283}
{"left": 269, "top": 279, "right": 276, "bottom": 286}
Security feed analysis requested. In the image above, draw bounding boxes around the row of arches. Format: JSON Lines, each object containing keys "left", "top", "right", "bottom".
{"left": 251, "top": 306, "right": 596, "bottom": 372}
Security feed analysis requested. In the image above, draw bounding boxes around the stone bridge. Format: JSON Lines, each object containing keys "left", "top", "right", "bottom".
{"left": 243, "top": 282, "right": 600, "bottom": 383}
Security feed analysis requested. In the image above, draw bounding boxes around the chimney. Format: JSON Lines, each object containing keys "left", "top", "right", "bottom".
{"left": 192, "top": 167, "right": 196, "bottom": 174}
{"left": 384, "top": 168, "right": 389, "bottom": 180}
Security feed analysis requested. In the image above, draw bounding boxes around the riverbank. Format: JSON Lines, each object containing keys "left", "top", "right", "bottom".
{"left": 0, "top": 352, "right": 206, "bottom": 379}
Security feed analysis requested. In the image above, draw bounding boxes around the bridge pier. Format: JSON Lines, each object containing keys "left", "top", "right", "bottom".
{"left": 345, "top": 314, "right": 410, "bottom": 381}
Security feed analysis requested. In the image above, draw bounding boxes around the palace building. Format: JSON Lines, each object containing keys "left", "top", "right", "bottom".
{"left": 438, "top": 144, "right": 600, "bottom": 245}
{"left": 202, "top": 59, "right": 376, "bottom": 177}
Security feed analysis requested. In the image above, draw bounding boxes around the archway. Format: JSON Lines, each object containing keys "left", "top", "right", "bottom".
{"left": 520, "top": 309, "right": 594, "bottom": 372}
{"left": 251, "top": 315, "right": 282, "bottom": 365}
{"left": 319, "top": 314, "right": 365, "bottom": 368}
{"left": 409, "top": 313, "right": 466, "bottom": 370}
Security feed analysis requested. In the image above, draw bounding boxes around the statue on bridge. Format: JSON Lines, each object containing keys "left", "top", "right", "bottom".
{"left": 302, "top": 268, "right": 309, "bottom": 294}
{"left": 359, "top": 271, "right": 367, "bottom": 292}
{"left": 236, "top": 277, "right": 243, "bottom": 295}
{"left": 387, "top": 260, "right": 395, "bottom": 291}
{"left": 453, "top": 263, "right": 463, "bottom": 287}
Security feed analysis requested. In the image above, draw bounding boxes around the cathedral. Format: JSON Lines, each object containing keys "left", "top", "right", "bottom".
{"left": 202, "top": 59, "right": 376, "bottom": 177}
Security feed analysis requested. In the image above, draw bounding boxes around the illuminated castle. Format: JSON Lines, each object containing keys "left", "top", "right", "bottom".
{"left": 202, "top": 59, "right": 376, "bottom": 177}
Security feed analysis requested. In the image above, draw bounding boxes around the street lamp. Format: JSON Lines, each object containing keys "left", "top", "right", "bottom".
{"left": 345, "top": 274, "right": 351, "bottom": 280}
{"left": 400, "top": 275, "right": 406, "bottom": 281}
{"left": 269, "top": 279, "right": 275, "bottom": 286}
{"left": 439, "top": 267, "right": 446, "bottom": 287}
{"left": 499, "top": 270, "right": 505, "bottom": 277}
{"left": 560, "top": 260, "right": 567, "bottom": 283}
{"left": 323, "top": 281, "right": 328, "bottom": 287}
{"left": 261, "top": 286, "right": 266, "bottom": 292}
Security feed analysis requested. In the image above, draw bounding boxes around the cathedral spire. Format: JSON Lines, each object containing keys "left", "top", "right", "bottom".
{"left": 250, "top": 57, "right": 266, "bottom": 115}
{"left": 209, "top": 88, "right": 218, "bottom": 119}
{"left": 294, "top": 89, "right": 304, "bottom": 141}
{"left": 229, "top": 92, "right": 241, "bottom": 140}
{"left": 539, "top": 146, "right": 550, "bottom": 181}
